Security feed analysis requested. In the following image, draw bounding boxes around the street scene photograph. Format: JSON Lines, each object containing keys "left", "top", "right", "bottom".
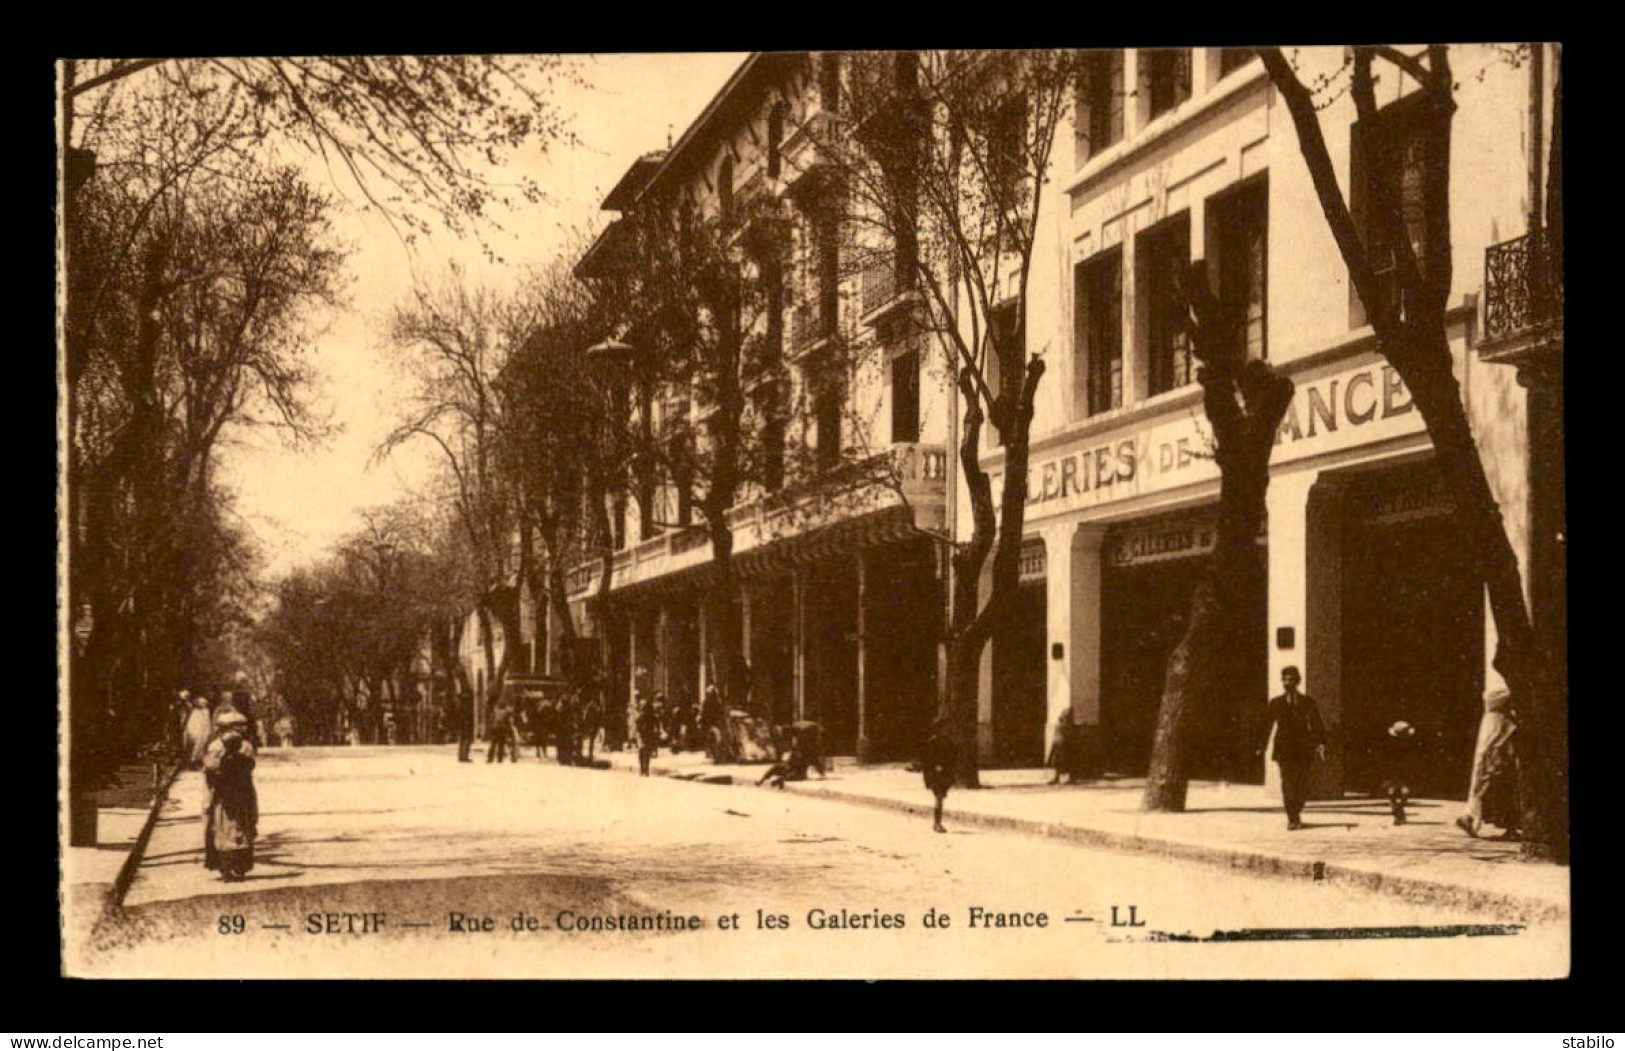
{"left": 57, "top": 46, "right": 1568, "bottom": 980}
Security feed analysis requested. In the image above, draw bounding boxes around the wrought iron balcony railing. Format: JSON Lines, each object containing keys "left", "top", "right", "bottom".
{"left": 789, "top": 298, "right": 834, "bottom": 350}
{"left": 1484, "top": 228, "right": 1563, "bottom": 343}
{"left": 861, "top": 257, "right": 897, "bottom": 315}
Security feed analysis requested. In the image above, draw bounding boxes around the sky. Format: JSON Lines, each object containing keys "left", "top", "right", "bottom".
{"left": 214, "top": 53, "right": 749, "bottom": 580}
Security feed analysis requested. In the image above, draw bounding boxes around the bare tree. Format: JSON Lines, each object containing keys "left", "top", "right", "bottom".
{"left": 820, "top": 49, "right": 1080, "bottom": 784}
{"left": 1141, "top": 267, "right": 1295, "bottom": 811}
{"left": 494, "top": 255, "right": 622, "bottom": 685}
{"left": 67, "top": 126, "right": 342, "bottom": 804}
{"left": 1260, "top": 46, "right": 1565, "bottom": 861}
{"left": 592, "top": 196, "right": 779, "bottom": 714}
{"left": 378, "top": 267, "right": 535, "bottom": 712}
{"left": 61, "top": 53, "right": 570, "bottom": 839}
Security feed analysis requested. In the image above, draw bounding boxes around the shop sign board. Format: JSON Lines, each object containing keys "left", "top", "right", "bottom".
{"left": 1003, "top": 354, "right": 1431, "bottom": 523}
{"left": 1108, "top": 518, "right": 1218, "bottom": 567}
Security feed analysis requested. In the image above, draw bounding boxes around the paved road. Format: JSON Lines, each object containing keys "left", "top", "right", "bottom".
{"left": 82, "top": 745, "right": 1567, "bottom": 978}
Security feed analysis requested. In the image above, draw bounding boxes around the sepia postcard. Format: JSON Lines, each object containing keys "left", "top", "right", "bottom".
{"left": 59, "top": 46, "right": 1568, "bottom": 980}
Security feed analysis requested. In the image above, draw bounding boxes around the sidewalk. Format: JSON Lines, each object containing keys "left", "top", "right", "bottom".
{"left": 591, "top": 745, "right": 1569, "bottom": 924}
{"left": 60, "top": 761, "right": 177, "bottom": 956}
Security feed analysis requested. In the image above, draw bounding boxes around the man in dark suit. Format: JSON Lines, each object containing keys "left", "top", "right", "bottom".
{"left": 1258, "top": 666, "right": 1327, "bottom": 830}
{"left": 453, "top": 689, "right": 474, "bottom": 762}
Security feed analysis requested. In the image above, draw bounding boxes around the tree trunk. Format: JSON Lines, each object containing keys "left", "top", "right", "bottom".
{"left": 1143, "top": 318, "right": 1292, "bottom": 812}
{"left": 704, "top": 517, "right": 749, "bottom": 713}
{"left": 546, "top": 562, "right": 581, "bottom": 681}
{"left": 1393, "top": 342, "right": 1567, "bottom": 862}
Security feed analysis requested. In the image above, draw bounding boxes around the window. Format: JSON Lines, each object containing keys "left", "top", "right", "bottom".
{"left": 987, "top": 92, "right": 1028, "bottom": 209}
{"left": 1350, "top": 94, "right": 1430, "bottom": 326}
{"left": 762, "top": 409, "right": 786, "bottom": 491}
{"left": 985, "top": 299, "right": 1024, "bottom": 446}
{"left": 1142, "top": 213, "right": 1194, "bottom": 396}
{"left": 763, "top": 256, "right": 785, "bottom": 364}
{"left": 1212, "top": 179, "right": 1268, "bottom": 360}
{"left": 819, "top": 52, "right": 841, "bottom": 112}
{"left": 891, "top": 349, "right": 920, "bottom": 444}
{"left": 1145, "top": 48, "right": 1192, "bottom": 119}
{"left": 1218, "top": 48, "right": 1255, "bottom": 78}
{"left": 1075, "top": 50, "right": 1124, "bottom": 165}
{"left": 767, "top": 104, "right": 786, "bottom": 179}
{"left": 717, "top": 154, "right": 734, "bottom": 225}
{"left": 676, "top": 478, "right": 693, "bottom": 526}
{"left": 894, "top": 50, "right": 919, "bottom": 98}
{"left": 638, "top": 481, "right": 658, "bottom": 539}
{"left": 812, "top": 210, "right": 839, "bottom": 339}
{"left": 815, "top": 383, "right": 843, "bottom": 470}
{"left": 1077, "top": 248, "right": 1123, "bottom": 417}
{"left": 612, "top": 493, "right": 628, "bottom": 549}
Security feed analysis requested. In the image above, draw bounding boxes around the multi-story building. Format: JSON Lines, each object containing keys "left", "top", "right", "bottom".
{"left": 548, "top": 47, "right": 1560, "bottom": 796}
{"left": 563, "top": 52, "right": 952, "bottom": 761}
{"left": 988, "top": 45, "right": 1560, "bottom": 796}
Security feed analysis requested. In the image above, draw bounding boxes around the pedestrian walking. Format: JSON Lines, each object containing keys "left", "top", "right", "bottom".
{"left": 230, "top": 675, "right": 261, "bottom": 749}
{"left": 182, "top": 695, "right": 213, "bottom": 770}
{"left": 701, "top": 684, "right": 733, "bottom": 763}
{"left": 202, "top": 707, "right": 258, "bottom": 882}
{"left": 1047, "top": 708, "right": 1084, "bottom": 785}
{"left": 1457, "top": 687, "right": 1521, "bottom": 839}
{"left": 453, "top": 689, "right": 474, "bottom": 762}
{"left": 1256, "top": 666, "right": 1327, "bottom": 830}
{"left": 634, "top": 691, "right": 661, "bottom": 777}
{"left": 172, "top": 688, "right": 193, "bottom": 760}
{"left": 1380, "top": 720, "right": 1419, "bottom": 825}
{"left": 487, "top": 695, "right": 516, "bottom": 763}
{"left": 922, "top": 716, "right": 958, "bottom": 834}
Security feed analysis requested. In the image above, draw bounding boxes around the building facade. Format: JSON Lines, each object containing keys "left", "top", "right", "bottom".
{"left": 562, "top": 53, "right": 952, "bottom": 761}
{"left": 546, "top": 47, "right": 1560, "bottom": 794}
{"left": 979, "top": 45, "right": 1559, "bottom": 795}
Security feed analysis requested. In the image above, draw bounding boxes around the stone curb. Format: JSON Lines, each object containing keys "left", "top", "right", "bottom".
{"left": 102, "top": 763, "right": 181, "bottom": 921}
{"left": 618, "top": 755, "right": 1566, "bottom": 926}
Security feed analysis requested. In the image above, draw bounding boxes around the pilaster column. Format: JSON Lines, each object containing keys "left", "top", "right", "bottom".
{"left": 1040, "top": 524, "right": 1073, "bottom": 756}
{"left": 855, "top": 550, "right": 870, "bottom": 762}
{"left": 792, "top": 567, "right": 807, "bottom": 722}
{"left": 1267, "top": 467, "right": 1346, "bottom": 798}
{"left": 655, "top": 604, "right": 671, "bottom": 698}
{"left": 976, "top": 559, "right": 994, "bottom": 762}
{"left": 1069, "top": 525, "right": 1106, "bottom": 733}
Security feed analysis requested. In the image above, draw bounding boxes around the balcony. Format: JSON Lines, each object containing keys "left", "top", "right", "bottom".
{"left": 859, "top": 253, "right": 922, "bottom": 327}
{"left": 789, "top": 298, "right": 836, "bottom": 353}
{"left": 567, "top": 442, "right": 948, "bottom": 598}
{"left": 861, "top": 257, "right": 896, "bottom": 314}
{"left": 727, "top": 168, "right": 791, "bottom": 258}
{"left": 1480, "top": 228, "right": 1563, "bottom": 366}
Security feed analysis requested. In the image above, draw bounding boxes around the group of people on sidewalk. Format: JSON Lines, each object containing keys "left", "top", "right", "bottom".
{"left": 172, "top": 696, "right": 263, "bottom": 882}
{"left": 169, "top": 685, "right": 264, "bottom": 882}
{"left": 1252, "top": 666, "right": 1523, "bottom": 837}
{"left": 442, "top": 662, "right": 1526, "bottom": 844}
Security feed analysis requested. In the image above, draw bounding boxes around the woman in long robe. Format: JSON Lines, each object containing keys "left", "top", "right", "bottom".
{"left": 1457, "top": 687, "right": 1520, "bottom": 838}
{"left": 181, "top": 696, "right": 213, "bottom": 769}
{"left": 202, "top": 708, "right": 259, "bottom": 881}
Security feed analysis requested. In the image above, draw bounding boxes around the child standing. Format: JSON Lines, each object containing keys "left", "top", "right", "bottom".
{"left": 922, "top": 716, "right": 958, "bottom": 834}
{"left": 1381, "top": 720, "right": 1419, "bottom": 826}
